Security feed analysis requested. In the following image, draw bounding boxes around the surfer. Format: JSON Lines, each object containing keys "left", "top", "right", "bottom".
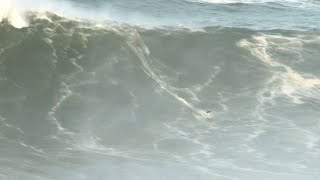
{"left": 206, "top": 110, "right": 212, "bottom": 120}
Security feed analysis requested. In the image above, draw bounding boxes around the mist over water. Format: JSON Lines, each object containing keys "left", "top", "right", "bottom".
{"left": 0, "top": 0, "right": 320, "bottom": 179}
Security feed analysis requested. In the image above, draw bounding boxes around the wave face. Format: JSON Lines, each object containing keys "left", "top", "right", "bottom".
{"left": 1, "top": 1, "right": 320, "bottom": 180}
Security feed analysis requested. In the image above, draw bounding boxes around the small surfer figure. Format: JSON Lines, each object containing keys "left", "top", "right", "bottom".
{"left": 206, "top": 110, "right": 212, "bottom": 120}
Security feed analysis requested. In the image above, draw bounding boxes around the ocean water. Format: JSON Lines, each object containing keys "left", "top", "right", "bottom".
{"left": 0, "top": 0, "right": 320, "bottom": 179}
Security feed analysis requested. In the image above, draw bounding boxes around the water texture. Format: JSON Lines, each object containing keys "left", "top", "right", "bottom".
{"left": 0, "top": 0, "right": 320, "bottom": 179}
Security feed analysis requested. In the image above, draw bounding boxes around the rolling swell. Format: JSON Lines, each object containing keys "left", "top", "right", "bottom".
{"left": 1, "top": 12, "right": 320, "bottom": 179}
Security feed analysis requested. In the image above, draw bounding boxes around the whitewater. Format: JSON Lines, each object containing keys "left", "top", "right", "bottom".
{"left": 0, "top": 0, "right": 320, "bottom": 179}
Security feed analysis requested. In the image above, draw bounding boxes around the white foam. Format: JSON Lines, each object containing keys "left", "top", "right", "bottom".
{"left": 0, "top": 0, "right": 168, "bottom": 29}
{"left": 0, "top": 0, "right": 102, "bottom": 28}
{"left": 0, "top": 0, "right": 27, "bottom": 28}
{"left": 48, "top": 82, "right": 74, "bottom": 134}
{"left": 238, "top": 34, "right": 320, "bottom": 104}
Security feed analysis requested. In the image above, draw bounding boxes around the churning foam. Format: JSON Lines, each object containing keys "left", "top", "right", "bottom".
{"left": 0, "top": 0, "right": 28, "bottom": 28}
{"left": 238, "top": 34, "right": 320, "bottom": 104}
{"left": 0, "top": 0, "right": 74, "bottom": 28}
{"left": 0, "top": 0, "right": 102, "bottom": 28}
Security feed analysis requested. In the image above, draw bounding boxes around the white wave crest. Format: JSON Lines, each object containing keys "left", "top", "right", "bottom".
{"left": 238, "top": 34, "right": 320, "bottom": 104}
{"left": 0, "top": 0, "right": 28, "bottom": 28}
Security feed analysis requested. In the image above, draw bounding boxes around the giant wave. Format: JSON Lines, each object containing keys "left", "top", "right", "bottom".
{"left": 0, "top": 1, "right": 320, "bottom": 179}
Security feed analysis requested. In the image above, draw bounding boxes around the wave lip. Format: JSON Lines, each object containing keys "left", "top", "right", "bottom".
{"left": 0, "top": 0, "right": 28, "bottom": 28}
